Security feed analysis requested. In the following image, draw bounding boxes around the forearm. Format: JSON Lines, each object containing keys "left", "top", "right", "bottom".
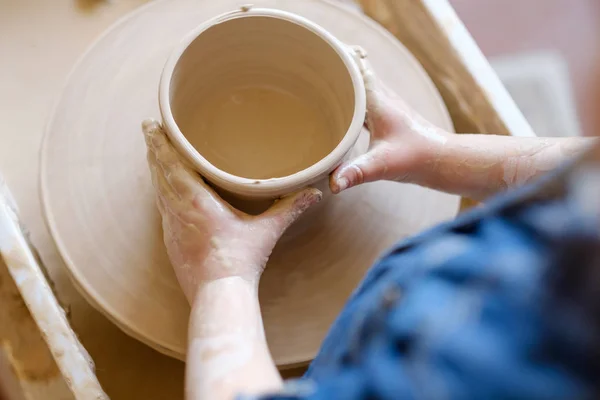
{"left": 186, "top": 277, "right": 282, "bottom": 400}
{"left": 416, "top": 134, "right": 597, "bottom": 201}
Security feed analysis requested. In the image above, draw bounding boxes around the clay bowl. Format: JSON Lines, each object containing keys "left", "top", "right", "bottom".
{"left": 158, "top": 7, "right": 367, "bottom": 203}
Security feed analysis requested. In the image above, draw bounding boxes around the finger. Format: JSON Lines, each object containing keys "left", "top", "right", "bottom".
{"left": 149, "top": 150, "right": 235, "bottom": 219}
{"left": 356, "top": 54, "right": 396, "bottom": 110}
{"left": 357, "top": 58, "right": 401, "bottom": 139}
{"left": 256, "top": 188, "right": 323, "bottom": 237}
{"left": 155, "top": 193, "right": 166, "bottom": 216}
{"left": 142, "top": 119, "right": 182, "bottom": 172}
{"left": 330, "top": 144, "right": 396, "bottom": 194}
{"left": 143, "top": 119, "right": 180, "bottom": 197}
{"left": 142, "top": 119, "right": 219, "bottom": 205}
{"left": 189, "top": 182, "right": 238, "bottom": 219}
{"left": 143, "top": 118, "right": 202, "bottom": 201}
{"left": 358, "top": 54, "right": 380, "bottom": 108}
{"left": 147, "top": 151, "right": 178, "bottom": 203}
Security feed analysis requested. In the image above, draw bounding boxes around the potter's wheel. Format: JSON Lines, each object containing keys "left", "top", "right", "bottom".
{"left": 41, "top": 0, "right": 459, "bottom": 367}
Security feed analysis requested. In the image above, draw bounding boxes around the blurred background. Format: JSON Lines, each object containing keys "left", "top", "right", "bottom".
{"left": 451, "top": 0, "right": 600, "bottom": 138}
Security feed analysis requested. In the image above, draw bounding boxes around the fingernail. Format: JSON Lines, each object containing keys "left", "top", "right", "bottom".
{"left": 302, "top": 189, "right": 323, "bottom": 207}
{"left": 142, "top": 119, "right": 160, "bottom": 134}
{"left": 311, "top": 190, "right": 323, "bottom": 203}
{"left": 336, "top": 177, "right": 349, "bottom": 193}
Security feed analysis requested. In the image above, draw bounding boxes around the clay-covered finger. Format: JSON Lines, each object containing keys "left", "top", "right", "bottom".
{"left": 148, "top": 158, "right": 178, "bottom": 203}
{"left": 166, "top": 166, "right": 203, "bottom": 200}
{"left": 142, "top": 119, "right": 235, "bottom": 216}
{"left": 142, "top": 119, "right": 182, "bottom": 172}
{"left": 354, "top": 53, "right": 397, "bottom": 101}
{"left": 354, "top": 57, "right": 400, "bottom": 135}
{"left": 257, "top": 188, "right": 323, "bottom": 236}
{"left": 143, "top": 119, "right": 200, "bottom": 199}
{"left": 356, "top": 53, "right": 378, "bottom": 97}
{"left": 146, "top": 149, "right": 164, "bottom": 191}
{"left": 154, "top": 193, "right": 166, "bottom": 217}
{"left": 190, "top": 181, "right": 238, "bottom": 219}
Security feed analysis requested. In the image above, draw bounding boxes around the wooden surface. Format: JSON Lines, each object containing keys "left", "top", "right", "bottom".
{"left": 358, "top": 0, "right": 535, "bottom": 138}
{"left": 0, "top": 260, "right": 73, "bottom": 400}
{"left": 451, "top": 0, "right": 600, "bottom": 138}
{"left": 0, "top": 177, "right": 104, "bottom": 399}
{"left": 1, "top": 2, "right": 187, "bottom": 398}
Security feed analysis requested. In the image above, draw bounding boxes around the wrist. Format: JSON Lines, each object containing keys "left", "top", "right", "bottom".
{"left": 190, "top": 277, "right": 261, "bottom": 332}
{"left": 196, "top": 254, "right": 265, "bottom": 284}
{"left": 191, "top": 274, "right": 260, "bottom": 303}
{"left": 405, "top": 127, "right": 452, "bottom": 186}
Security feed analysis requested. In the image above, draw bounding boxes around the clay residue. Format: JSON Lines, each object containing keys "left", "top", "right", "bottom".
{"left": 0, "top": 257, "right": 60, "bottom": 382}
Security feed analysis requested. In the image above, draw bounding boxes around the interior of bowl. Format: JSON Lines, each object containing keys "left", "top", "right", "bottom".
{"left": 169, "top": 15, "right": 355, "bottom": 180}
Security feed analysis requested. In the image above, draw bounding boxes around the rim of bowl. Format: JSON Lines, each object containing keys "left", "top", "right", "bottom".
{"left": 158, "top": 7, "right": 366, "bottom": 196}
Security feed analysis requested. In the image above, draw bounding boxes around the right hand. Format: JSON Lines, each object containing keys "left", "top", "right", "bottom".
{"left": 329, "top": 59, "right": 452, "bottom": 194}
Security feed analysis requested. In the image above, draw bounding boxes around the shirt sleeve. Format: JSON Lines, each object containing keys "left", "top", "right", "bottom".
{"left": 242, "top": 162, "right": 600, "bottom": 400}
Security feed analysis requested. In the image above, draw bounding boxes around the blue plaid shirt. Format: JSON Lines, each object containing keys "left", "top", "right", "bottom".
{"left": 244, "top": 162, "right": 600, "bottom": 400}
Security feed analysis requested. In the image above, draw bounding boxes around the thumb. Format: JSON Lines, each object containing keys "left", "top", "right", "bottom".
{"left": 330, "top": 144, "right": 395, "bottom": 194}
{"left": 256, "top": 188, "right": 323, "bottom": 237}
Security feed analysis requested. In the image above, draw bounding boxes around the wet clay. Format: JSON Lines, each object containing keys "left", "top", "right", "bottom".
{"left": 169, "top": 16, "right": 355, "bottom": 180}
{"left": 184, "top": 84, "right": 336, "bottom": 179}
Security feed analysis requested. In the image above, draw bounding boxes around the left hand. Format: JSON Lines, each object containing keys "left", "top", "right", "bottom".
{"left": 329, "top": 57, "right": 451, "bottom": 194}
{"left": 142, "top": 120, "right": 322, "bottom": 302}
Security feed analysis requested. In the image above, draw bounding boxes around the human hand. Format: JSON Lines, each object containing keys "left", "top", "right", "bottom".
{"left": 329, "top": 58, "right": 452, "bottom": 194}
{"left": 142, "top": 120, "right": 322, "bottom": 302}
